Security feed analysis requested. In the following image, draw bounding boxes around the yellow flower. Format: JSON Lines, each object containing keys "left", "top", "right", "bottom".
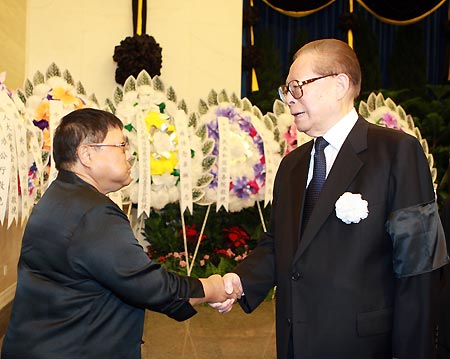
{"left": 42, "top": 128, "right": 51, "bottom": 151}
{"left": 35, "top": 101, "right": 50, "bottom": 122}
{"left": 151, "top": 152, "right": 178, "bottom": 175}
{"left": 51, "top": 87, "right": 83, "bottom": 107}
{"left": 145, "top": 111, "right": 165, "bottom": 132}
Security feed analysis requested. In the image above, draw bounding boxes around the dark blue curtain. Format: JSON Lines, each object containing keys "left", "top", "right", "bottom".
{"left": 242, "top": 0, "right": 448, "bottom": 96}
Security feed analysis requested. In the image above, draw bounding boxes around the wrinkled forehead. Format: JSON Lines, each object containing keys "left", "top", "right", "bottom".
{"left": 286, "top": 53, "right": 317, "bottom": 82}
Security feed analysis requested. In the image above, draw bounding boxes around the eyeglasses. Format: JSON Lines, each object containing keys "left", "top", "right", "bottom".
{"left": 85, "top": 140, "right": 129, "bottom": 153}
{"left": 278, "top": 74, "right": 337, "bottom": 102}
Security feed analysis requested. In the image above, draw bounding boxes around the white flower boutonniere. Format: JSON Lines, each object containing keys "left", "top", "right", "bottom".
{"left": 335, "top": 192, "right": 369, "bottom": 224}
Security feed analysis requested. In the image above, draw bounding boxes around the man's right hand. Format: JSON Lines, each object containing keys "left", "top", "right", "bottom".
{"left": 209, "top": 273, "right": 243, "bottom": 313}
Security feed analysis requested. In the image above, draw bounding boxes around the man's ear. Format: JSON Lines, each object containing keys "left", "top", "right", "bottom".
{"left": 77, "top": 145, "right": 92, "bottom": 167}
{"left": 335, "top": 73, "right": 350, "bottom": 100}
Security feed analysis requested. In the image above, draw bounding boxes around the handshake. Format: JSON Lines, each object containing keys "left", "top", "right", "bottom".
{"left": 190, "top": 273, "right": 243, "bottom": 313}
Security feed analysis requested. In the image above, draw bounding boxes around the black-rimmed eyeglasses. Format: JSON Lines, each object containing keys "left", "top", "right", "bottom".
{"left": 278, "top": 74, "right": 338, "bottom": 102}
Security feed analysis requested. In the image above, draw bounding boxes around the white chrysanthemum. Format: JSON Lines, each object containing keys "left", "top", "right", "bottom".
{"left": 335, "top": 192, "right": 369, "bottom": 224}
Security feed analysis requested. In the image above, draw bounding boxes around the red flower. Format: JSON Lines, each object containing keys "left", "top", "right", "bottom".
{"left": 214, "top": 248, "right": 236, "bottom": 257}
{"left": 179, "top": 224, "right": 205, "bottom": 243}
{"left": 247, "top": 180, "right": 260, "bottom": 194}
{"left": 224, "top": 226, "right": 249, "bottom": 248}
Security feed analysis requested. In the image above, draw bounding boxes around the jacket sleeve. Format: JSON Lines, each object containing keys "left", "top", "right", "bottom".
{"left": 68, "top": 203, "right": 204, "bottom": 322}
{"left": 387, "top": 134, "right": 449, "bottom": 358}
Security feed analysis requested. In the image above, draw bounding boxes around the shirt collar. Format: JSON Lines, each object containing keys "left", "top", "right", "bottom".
{"left": 322, "top": 108, "right": 358, "bottom": 152}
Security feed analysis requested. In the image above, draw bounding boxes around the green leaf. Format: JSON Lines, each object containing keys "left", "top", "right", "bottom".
{"left": 196, "top": 174, "right": 214, "bottom": 188}
{"left": 252, "top": 106, "right": 263, "bottom": 120}
{"left": 218, "top": 89, "right": 229, "bottom": 103}
{"left": 230, "top": 92, "right": 240, "bottom": 107}
{"left": 45, "top": 63, "right": 61, "bottom": 79}
{"left": 24, "top": 79, "right": 34, "bottom": 97}
{"left": 124, "top": 76, "right": 136, "bottom": 93}
{"left": 32, "top": 71, "right": 44, "bottom": 86}
{"left": 76, "top": 81, "right": 86, "bottom": 95}
{"left": 63, "top": 70, "right": 74, "bottom": 85}
{"left": 16, "top": 89, "right": 27, "bottom": 105}
{"left": 196, "top": 124, "right": 207, "bottom": 141}
{"left": 198, "top": 99, "right": 209, "bottom": 115}
{"left": 178, "top": 100, "right": 188, "bottom": 114}
{"left": 188, "top": 113, "right": 198, "bottom": 128}
{"left": 241, "top": 97, "right": 252, "bottom": 112}
{"left": 208, "top": 89, "right": 218, "bottom": 106}
{"left": 273, "top": 99, "right": 286, "bottom": 116}
{"left": 152, "top": 76, "right": 165, "bottom": 92}
{"left": 201, "top": 139, "right": 214, "bottom": 156}
{"left": 192, "top": 189, "right": 205, "bottom": 202}
{"left": 202, "top": 155, "right": 216, "bottom": 171}
{"left": 137, "top": 70, "right": 151, "bottom": 86}
{"left": 89, "top": 94, "right": 99, "bottom": 107}
{"left": 166, "top": 86, "right": 177, "bottom": 102}
{"left": 105, "top": 98, "right": 116, "bottom": 114}
{"left": 114, "top": 87, "right": 123, "bottom": 105}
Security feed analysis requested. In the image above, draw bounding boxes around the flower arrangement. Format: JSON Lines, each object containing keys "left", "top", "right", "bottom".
{"left": 194, "top": 90, "right": 283, "bottom": 212}
{"left": 14, "top": 63, "right": 99, "bottom": 199}
{"left": 359, "top": 92, "right": 437, "bottom": 188}
{"left": 144, "top": 202, "right": 270, "bottom": 277}
{"left": 107, "top": 70, "right": 215, "bottom": 216}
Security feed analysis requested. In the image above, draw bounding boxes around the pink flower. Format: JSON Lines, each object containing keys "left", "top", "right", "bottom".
{"left": 203, "top": 255, "right": 210, "bottom": 260}
{"left": 200, "top": 260, "right": 205, "bottom": 267}
{"left": 284, "top": 124, "right": 298, "bottom": 154}
{"left": 379, "top": 113, "right": 402, "bottom": 131}
{"left": 179, "top": 260, "right": 187, "bottom": 268}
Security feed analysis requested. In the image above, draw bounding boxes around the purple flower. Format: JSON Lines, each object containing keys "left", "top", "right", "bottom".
{"left": 216, "top": 105, "right": 236, "bottom": 119}
{"left": 233, "top": 176, "right": 251, "bottom": 199}
{"left": 33, "top": 119, "right": 49, "bottom": 130}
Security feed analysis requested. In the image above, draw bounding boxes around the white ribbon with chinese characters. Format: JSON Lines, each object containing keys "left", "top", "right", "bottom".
{"left": 136, "top": 108, "right": 151, "bottom": 218}
{"left": 173, "top": 110, "right": 193, "bottom": 215}
{"left": 216, "top": 116, "right": 231, "bottom": 212}
{"left": 47, "top": 100, "right": 64, "bottom": 188}
{"left": 0, "top": 111, "right": 11, "bottom": 226}
{"left": 0, "top": 92, "right": 19, "bottom": 227}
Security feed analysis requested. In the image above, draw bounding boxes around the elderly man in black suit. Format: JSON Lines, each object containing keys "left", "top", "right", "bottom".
{"left": 214, "top": 38, "right": 449, "bottom": 359}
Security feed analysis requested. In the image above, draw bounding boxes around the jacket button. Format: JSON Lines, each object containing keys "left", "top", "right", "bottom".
{"left": 291, "top": 272, "right": 301, "bottom": 281}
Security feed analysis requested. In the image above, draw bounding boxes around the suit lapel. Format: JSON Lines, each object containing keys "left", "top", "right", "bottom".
{"left": 290, "top": 141, "right": 313, "bottom": 252}
{"left": 294, "top": 117, "right": 369, "bottom": 261}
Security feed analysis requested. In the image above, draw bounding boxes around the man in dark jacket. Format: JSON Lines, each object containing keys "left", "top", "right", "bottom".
{"left": 1, "top": 108, "right": 230, "bottom": 359}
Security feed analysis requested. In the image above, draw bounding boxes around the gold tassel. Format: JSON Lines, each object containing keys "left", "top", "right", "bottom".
{"left": 347, "top": 0, "right": 354, "bottom": 48}
{"left": 251, "top": 68, "right": 259, "bottom": 92}
{"left": 249, "top": 0, "right": 259, "bottom": 92}
{"left": 136, "top": 0, "right": 143, "bottom": 35}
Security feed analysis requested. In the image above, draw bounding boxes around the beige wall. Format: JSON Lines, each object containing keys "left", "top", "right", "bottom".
{"left": 0, "top": 0, "right": 27, "bottom": 89}
{"left": 26, "top": 0, "right": 243, "bottom": 111}
{"left": 0, "top": 222, "right": 24, "bottom": 310}
{"left": 0, "top": 0, "right": 27, "bottom": 310}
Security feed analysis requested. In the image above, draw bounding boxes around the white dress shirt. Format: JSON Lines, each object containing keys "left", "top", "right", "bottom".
{"left": 307, "top": 108, "right": 359, "bottom": 187}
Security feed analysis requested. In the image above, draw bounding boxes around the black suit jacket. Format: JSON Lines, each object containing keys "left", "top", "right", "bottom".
{"left": 235, "top": 117, "right": 449, "bottom": 359}
{"left": 1, "top": 170, "right": 204, "bottom": 359}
